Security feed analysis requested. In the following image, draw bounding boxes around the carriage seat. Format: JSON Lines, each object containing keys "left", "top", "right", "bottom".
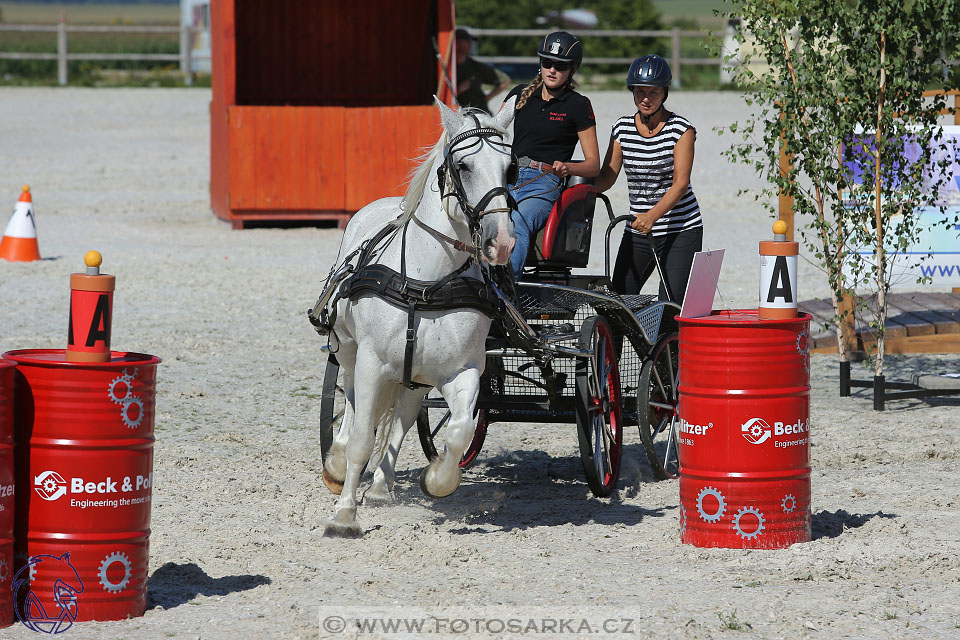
{"left": 526, "top": 178, "right": 597, "bottom": 270}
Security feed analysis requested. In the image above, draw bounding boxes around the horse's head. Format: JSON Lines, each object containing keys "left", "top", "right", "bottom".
{"left": 13, "top": 552, "right": 84, "bottom": 633}
{"left": 436, "top": 97, "right": 517, "bottom": 266}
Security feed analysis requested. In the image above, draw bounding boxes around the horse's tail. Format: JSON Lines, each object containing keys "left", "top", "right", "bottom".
{"left": 368, "top": 382, "right": 402, "bottom": 471}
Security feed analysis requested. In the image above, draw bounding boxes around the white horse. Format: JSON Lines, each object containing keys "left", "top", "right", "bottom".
{"left": 316, "top": 99, "right": 516, "bottom": 537}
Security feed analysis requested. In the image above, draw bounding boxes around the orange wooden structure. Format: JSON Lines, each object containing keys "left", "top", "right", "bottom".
{"left": 210, "top": 1, "right": 457, "bottom": 229}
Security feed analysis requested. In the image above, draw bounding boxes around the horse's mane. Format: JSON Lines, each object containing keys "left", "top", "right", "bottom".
{"left": 399, "top": 107, "right": 504, "bottom": 223}
{"left": 399, "top": 131, "right": 447, "bottom": 223}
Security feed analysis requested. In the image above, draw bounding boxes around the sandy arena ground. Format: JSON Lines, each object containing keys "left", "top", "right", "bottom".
{"left": 1, "top": 88, "right": 959, "bottom": 639}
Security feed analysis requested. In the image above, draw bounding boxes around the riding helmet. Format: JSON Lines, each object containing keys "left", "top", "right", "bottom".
{"left": 537, "top": 31, "right": 583, "bottom": 68}
{"left": 626, "top": 54, "right": 672, "bottom": 89}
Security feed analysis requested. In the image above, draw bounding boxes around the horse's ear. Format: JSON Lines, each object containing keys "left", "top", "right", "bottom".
{"left": 495, "top": 96, "right": 517, "bottom": 132}
{"left": 435, "top": 96, "right": 462, "bottom": 137}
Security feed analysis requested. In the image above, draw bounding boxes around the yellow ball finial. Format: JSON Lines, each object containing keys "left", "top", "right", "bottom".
{"left": 84, "top": 250, "right": 103, "bottom": 268}
{"left": 772, "top": 220, "right": 788, "bottom": 235}
{"left": 22, "top": 185, "right": 30, "bottom": 193}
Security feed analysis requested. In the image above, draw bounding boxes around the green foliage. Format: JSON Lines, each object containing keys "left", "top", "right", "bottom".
{"left": 719, "top": 0, "right": 960, "bottom": 370}
{"left": 717, "top": 609, "right": 752, "bottom": 631}
{"left": 455, "top": 0, "right": 664, "bottom": 61}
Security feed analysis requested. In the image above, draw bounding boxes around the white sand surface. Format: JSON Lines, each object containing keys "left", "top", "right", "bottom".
{"left": 0, "top": 88, "right": 959, "bottom": 639}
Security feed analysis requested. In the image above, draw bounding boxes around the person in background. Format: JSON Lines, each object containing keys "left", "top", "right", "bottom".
{"left": 595, "top": 54, "right": 703, "bottom": 304}
{"left": 455, "top": 27, "right": 511, "bottom": 114}
{"left": 502, "top": 30, "right": 600, "bottom": 279}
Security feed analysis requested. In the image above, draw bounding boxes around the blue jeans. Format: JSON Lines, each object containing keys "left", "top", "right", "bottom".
{"left": 509, "top": 167, "right": 563, "bottom": 277}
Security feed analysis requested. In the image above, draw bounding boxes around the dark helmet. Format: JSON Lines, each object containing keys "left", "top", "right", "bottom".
{"left": 537, "top": 31, "right": 583, "bottom": 68}
{"left": 627, "top": 54, "right": 672, "bottom": 89}
{"left": 455, "top": 27, "right": 475, "bottom": 42}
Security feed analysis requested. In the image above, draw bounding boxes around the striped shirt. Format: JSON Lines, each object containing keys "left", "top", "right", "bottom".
{"left": 612, "top": 112, "right": 702, "bottom": 236}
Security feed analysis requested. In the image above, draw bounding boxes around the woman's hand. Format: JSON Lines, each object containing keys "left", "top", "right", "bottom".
{"left": 552, "top": 161, "right": 570, "bottom": 178}
{"left": 631, "top": 213, "right": 656, "bottom": 234}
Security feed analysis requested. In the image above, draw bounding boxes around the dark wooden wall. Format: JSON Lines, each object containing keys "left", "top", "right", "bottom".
{"left": 234, "top": 0, "right": 439, "bottom": 107}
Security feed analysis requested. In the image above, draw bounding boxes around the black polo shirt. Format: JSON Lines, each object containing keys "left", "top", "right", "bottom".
{"left": 506, "top": 84, "right": 595, "bottom": 163}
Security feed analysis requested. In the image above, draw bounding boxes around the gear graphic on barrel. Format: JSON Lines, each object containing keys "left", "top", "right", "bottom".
{"left": 98, "top": 552, "right": 132, "bottom": 593}
{"left": 696, "top": 486, "right": 726, "bottom": 523}
{"left": 108, "top": 370, "right": 136, "bottom": 405}
{"left": 121, "top": 396, "right": 144, "bottom": 429}
{"left": 796, "top": 329, "right": 811, "bottom": 376}
{"left": 782, "top": 494, "right": 797, "bottom": 513}
{"left": 750, "top": 423, "right": 765, "bottom": 439}
{"left": 733, "top": 506, "right": 765, "bottom": 540}
{"left": 15, "top": 551, "right": 37, "bottom": 583}
{"left": 42, "top": 477, "right": 59, "bottom": 494}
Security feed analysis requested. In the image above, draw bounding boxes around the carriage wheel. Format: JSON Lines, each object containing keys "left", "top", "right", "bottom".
{"left": 575, "top": 315, "right": 623, "bottom": 497}
{"left": 637, "top": 332, "right": 680, "bottom": 480}
{"left": 417, "top": 392, "right": 488, "bottom": 469}
{"left": 319, "top": 354, "right": 343, "bottom": 464}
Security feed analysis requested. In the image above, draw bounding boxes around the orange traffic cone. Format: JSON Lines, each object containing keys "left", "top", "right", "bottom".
{"left": 0, "top": 185, "right": 41, "bottom": 262}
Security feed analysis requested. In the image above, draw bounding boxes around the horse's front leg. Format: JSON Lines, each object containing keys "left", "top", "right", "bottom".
{"left": 324, "top": 363, "right": 380, "bottom": 538}
{"left": 322, "top": 368, "right": 354, "bottom": 495}
{"left": 365, "top": 389, "right": 425, "bottom": 503}
{"left": 419, "top": 368, "right": 480, "bottom": 499}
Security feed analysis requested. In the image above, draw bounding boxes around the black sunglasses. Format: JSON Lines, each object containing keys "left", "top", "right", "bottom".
{"left": 540, "top": 57, "right": 572, "bottom": 72}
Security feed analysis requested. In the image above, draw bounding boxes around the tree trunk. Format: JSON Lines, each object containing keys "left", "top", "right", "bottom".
{"left": 873, "top": 31, "right": 887, "bottom": 378}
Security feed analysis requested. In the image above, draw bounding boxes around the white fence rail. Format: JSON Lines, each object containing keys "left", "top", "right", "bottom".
{"left": 0, "top": 18, "right": 207, "bottom": 85}
{"left": 469, "top": 28, "right": 722, "bottom": 88}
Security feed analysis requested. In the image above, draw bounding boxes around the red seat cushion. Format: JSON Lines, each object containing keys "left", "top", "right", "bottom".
{"left": 541, "top": 183, "right": 598, "bottom": 260}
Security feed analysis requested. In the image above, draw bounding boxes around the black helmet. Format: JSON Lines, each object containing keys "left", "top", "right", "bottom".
{"left": 537, "top": 31, "right": 583, "bottom": 68}
{"left": 627, "top": 54, "right": 672, "bottom": 88}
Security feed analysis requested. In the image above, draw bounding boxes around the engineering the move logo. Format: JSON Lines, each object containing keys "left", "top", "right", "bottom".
{"left": 741, "top": 417, "right": 808, "bottom": 445}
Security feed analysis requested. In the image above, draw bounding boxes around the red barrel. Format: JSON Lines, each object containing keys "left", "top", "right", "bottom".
{"left": 4, "top": 349, "right": 160, "bottom": 622}
{"left": 677, "top": 310, "right": 811, "bottom": 549}
{"left": 0, "top": 360, "right": 15, "bottom": 628}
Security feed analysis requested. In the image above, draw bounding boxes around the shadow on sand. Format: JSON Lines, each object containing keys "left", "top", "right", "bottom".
{"left": 147, "top": 562, "right": 271, "bottom": 610}
{"left": 399, "top": 445, "right": 671, "bottom": 533}
{"left": 812, "top": 509, "right": 897, "bottom": 540}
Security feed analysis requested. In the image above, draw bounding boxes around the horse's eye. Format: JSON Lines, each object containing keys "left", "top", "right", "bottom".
{"left": 456, "top": 161, "right": 470, "bottom": 172}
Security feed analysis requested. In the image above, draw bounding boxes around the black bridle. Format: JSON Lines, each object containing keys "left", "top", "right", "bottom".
{"left": 435, "top": 115, "right": 517, "bottom": 234}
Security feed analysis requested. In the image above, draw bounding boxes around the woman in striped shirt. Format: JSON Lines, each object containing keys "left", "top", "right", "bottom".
{"left": 596, "top": 54, "right": 703, "bottom": 304}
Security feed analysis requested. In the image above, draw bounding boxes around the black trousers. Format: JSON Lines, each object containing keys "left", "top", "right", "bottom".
{"left": 612, "top": 227, "right": 703, "bottom": 304}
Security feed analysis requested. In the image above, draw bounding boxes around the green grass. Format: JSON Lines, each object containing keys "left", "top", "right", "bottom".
{"left": 717, "top": 609, "right": 752, "bottom": 631}
{"left": 0, "top": 4, "right": 204, "bottom": 86}
{"left": 0, "top": 3, "right": 178, "bottom": 25}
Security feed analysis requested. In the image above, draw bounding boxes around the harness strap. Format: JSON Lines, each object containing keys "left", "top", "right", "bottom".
{"left": 319, "top": 221, "right": 403, "bottom": 333}
{"left": 403, "top": 300, "right": 424, "bottom": 389}
{"left": 412, "top": 215, "right": 477, "bottom": 254}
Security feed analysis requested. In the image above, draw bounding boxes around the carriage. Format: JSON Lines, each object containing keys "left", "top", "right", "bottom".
{"left": 317, "top": 177, "right": 683, "bottom": 499}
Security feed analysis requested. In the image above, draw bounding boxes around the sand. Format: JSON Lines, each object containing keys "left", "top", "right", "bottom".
{"left": 0, "top": 88, "right": 959, "bottom": 639}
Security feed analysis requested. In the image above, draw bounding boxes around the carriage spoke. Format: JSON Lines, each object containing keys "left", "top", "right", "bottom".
{"left": 663, "top": 414, "right": 677, "bottom": 467}
{"left": 637, "top": 333, "right": 680, "bottom": 480}
{"left": 592, "top": 415, "right": 608, "bottom": 479}
{"left": 430, "top": 410, "right": 451, "bottom": 440}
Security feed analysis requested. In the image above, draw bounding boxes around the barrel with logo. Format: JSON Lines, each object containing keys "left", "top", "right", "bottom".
{"left": 676, "top": 310, "right": 811, "bottom": 549}
{"left": 0, "top": 359, "right": 16, "bottom": 627}
{"left": 4, "top": 349, "right": 159, "bottom": 622}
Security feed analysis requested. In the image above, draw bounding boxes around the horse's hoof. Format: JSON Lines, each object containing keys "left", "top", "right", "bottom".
{"left": 322, "top": 519, "right": 363, "bottom": 538}
{"left": 419, "top": 467, "right": 461, "bottom": 499}
{"left": 362, "top": 484, "right": 394, "bottom": 504}
{"left": 322, "top": 468, "right": 344, "bottom": 496}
